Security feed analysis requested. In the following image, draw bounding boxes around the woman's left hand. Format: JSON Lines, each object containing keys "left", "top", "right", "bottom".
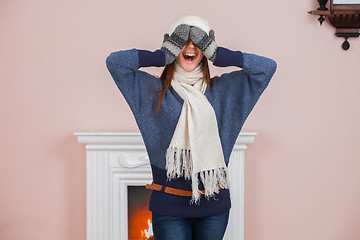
{"left": 189, "top": 26, "right": 218, "bottom": 62}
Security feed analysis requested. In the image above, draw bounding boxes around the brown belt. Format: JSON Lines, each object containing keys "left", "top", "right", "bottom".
{"left": 146, "top": 183, "right": 222, "bottom": 197}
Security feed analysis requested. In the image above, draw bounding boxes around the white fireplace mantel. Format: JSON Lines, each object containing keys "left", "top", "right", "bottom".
{"left": 74, "top": 130, "right": 258, "bottom": 240}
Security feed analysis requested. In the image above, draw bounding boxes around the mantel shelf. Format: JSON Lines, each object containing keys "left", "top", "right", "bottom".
{"left": 73, "top": 130, "right": 259, "bottom": 148}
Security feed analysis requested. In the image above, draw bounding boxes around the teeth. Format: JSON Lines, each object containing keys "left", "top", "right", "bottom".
{"left": 184, "top": 53, "right": 195, "bottom": 57}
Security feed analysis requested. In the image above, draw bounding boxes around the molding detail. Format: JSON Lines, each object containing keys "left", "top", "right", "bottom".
{"left": 74, "top": 130, "right": 258, "bottom": 240}
{"left": 117, "top": 153, "right": 150, "bottom": 168}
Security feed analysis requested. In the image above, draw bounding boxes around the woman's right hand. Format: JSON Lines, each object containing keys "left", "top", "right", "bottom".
{"left": 161, "top": 24, "right": 190, "bottom": 65}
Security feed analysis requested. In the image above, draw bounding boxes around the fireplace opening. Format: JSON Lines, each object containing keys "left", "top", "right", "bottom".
{"left": 128, "top": 186, "right": 154, "bottom": 240}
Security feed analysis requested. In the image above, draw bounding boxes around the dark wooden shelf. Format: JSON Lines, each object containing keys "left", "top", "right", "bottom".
{"left": 308, "top": 10, "right": 360, "bottom": 15}
{"left": 309, "top": 7, "right": 360, "bottom": 50}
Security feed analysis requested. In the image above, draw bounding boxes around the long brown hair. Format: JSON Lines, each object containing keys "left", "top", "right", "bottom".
{"left": 155, "top": 58, "right": 212, "bottom": 114}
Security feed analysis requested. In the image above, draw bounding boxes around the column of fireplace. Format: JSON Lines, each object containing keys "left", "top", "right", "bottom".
{"left": 74, "top": 131, "right": 257, "bottom": 240}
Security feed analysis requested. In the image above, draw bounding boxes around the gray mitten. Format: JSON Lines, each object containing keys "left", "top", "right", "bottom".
{"left": 189, "top": 26, "right": 217, "bottom": 62}
{"left": 161, "top": 24, "right": 190, "bottom": 65}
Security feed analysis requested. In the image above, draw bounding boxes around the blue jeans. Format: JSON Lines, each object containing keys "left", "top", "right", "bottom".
{"left": 152, "top": 211, "right": 230, "bottom": 240}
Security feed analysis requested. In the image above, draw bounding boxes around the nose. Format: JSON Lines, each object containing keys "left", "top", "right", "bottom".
{"left": 186, "top": 39, "right": 195, "bottom": 48}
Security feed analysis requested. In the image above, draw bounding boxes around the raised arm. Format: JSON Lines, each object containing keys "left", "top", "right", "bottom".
{"left": 106, "top": 22, "right": 192, "bottom": 113}
{"left": 189, "top": 25, "right": 276, "bottom": 92}
{"left": 208, "top": 46, "right": 277, "bottom": 141}
{"left": 214, "top": 46, "right": 276, "bottom": 83}
{"left": 105, "top": 49, "right": 166, "bottom": 113}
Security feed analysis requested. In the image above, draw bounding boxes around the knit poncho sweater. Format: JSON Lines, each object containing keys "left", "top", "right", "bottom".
{"left": 106, "top": 47, "right": 277, "bottom": 218}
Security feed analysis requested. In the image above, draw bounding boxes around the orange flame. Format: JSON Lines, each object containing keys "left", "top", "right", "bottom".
{"left": 141, "top": 219, "right": 153, "bottom": 239}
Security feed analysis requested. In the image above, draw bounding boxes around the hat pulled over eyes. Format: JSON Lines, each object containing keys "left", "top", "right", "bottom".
{"left": 167, "top": 14, "right": 211, "bottom": 35}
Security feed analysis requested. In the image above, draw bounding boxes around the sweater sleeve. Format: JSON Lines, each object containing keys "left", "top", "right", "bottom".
{"left": 237, "top": 52, "right": 277, "bottom": 122}
{"left": 212, "top": 48, "right": 277, "bottom": 111}
{"left": 213, "top": 47, "right": 244, "bottom": 68}
{"left": 105, "top": 49, "right": 165, "bottom": 113}
{"left": 210, "top": 48, "right": 277, "bottom": 140}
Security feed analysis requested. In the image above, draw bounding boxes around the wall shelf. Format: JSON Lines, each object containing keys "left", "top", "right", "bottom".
{"left": 309, "top": 1, "right": 360, "bottom": 50}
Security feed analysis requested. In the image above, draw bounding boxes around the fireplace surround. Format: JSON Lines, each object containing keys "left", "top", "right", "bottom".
{"left": 74, "top": 131, "right": 257, "bottom": 240}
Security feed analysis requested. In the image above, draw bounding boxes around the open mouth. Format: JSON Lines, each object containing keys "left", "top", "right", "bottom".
{"left": 182, "top": 52, "right": 197, "bottom": 63}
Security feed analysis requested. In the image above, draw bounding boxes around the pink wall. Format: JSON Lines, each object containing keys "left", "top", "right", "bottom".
{"left": 1, "top": 0, "right": 360, "bottom": 239}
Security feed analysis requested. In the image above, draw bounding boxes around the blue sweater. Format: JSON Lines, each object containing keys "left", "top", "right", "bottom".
{"left": 106, "top": 47, "right": 277, "bottom": 218}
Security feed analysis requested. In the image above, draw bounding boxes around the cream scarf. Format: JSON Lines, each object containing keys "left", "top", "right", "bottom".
{"left": 166, "top": 62, "right": 230, "bottom": 203}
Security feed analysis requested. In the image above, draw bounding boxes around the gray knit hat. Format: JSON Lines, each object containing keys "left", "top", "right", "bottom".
{"left": 167, "top": 14, "right": 211, "bottom": 36}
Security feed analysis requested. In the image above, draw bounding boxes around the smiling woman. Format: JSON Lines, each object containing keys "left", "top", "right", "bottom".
{"left": 105, "top": 14, "right": 277, "bottom": 240}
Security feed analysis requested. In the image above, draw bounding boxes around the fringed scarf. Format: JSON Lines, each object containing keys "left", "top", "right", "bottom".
{"left": 166, "top": 62, "right": 230, "bottom": 203}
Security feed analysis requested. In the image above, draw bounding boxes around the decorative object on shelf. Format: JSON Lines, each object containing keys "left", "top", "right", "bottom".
{"left": 317, "top": 0, "right": 329, "bottom": 24}
{"left": 309, "top": 0, "right": 360, "bottom": 50}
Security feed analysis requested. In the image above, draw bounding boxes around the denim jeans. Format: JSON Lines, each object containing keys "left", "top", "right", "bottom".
{"left": 152, "top": 210, "right": 230, "bottom": 240}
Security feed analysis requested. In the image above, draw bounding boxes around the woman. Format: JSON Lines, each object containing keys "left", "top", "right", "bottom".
{"left": 106, "top": 14, "right": 276, "bottom": 240}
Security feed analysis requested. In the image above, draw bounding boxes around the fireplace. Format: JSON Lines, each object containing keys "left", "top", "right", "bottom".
{"left": 127, "top": 186, "right": 153, "bottom": 240}
{"left": 74, "top": 131, "right": 257, "bottom": 240}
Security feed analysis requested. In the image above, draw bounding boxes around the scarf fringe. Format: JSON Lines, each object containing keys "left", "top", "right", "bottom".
{"left": 166, "top": 147, "right": 192, "bottom": 180}
{"left": 166, "top": 147, "right": 230, "bottom": 204}
{"left": 191, "top": 167, "right": 230, "bottom": 204}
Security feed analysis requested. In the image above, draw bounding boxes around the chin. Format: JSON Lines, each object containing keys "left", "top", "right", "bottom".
{"left": 181, "top": 65, "right": 197, "bottom": 72}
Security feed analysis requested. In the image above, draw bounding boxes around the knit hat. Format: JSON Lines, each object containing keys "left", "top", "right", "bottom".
{"left": 167, "top": 14, "right": 211, "bottom": 35}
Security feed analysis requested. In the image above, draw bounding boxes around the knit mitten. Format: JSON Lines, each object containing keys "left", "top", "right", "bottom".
{"left": 161, "top": 24, "right": 190, "bottom": 65}
{"left": 189, "top": 26, "right": 217, "bottom": 62}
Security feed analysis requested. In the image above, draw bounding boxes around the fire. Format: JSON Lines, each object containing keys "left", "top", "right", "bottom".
{"left": 128, "top": 209, "right": 153, "bottom": 240}
{"left": 141, "top": 219, "right": 154, "bottom": 240}
{"left": 127, "top": 186, "right": 153, "bottom": 240}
